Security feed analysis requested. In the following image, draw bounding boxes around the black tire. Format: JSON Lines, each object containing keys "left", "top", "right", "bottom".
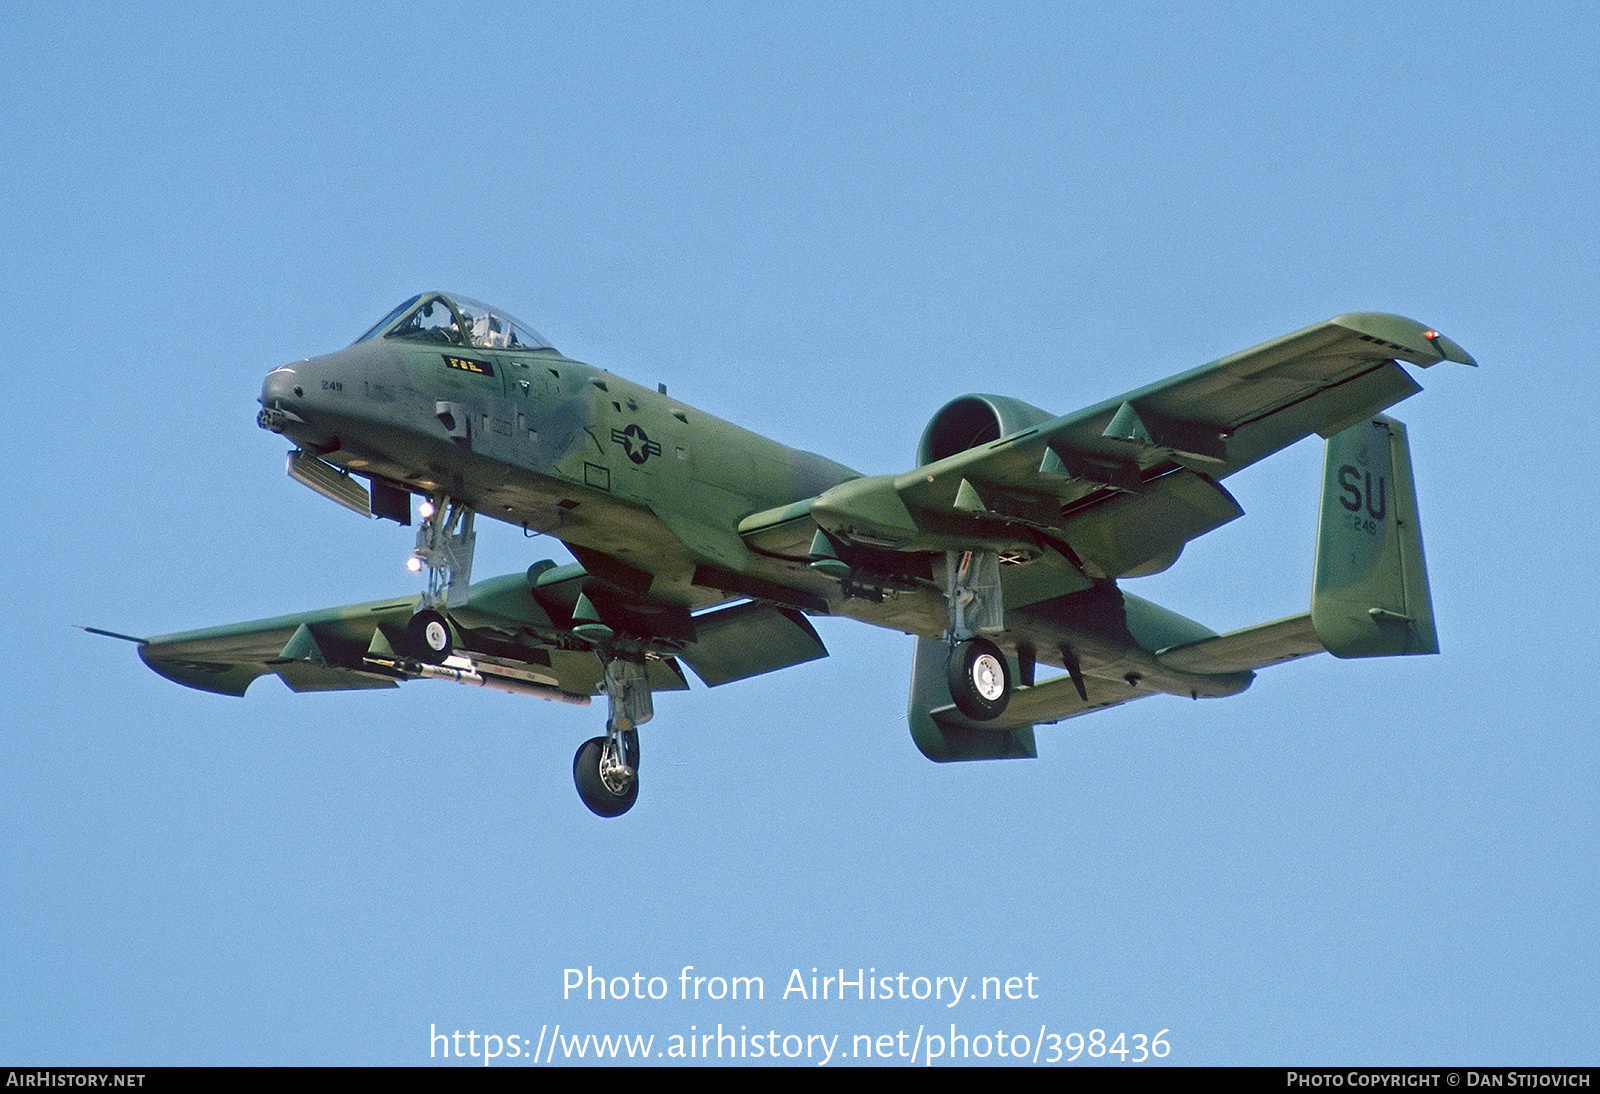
{"left": 407, "top": 609, "right": 452, "bottom": 664}
{"left": 573, "top": 732, "right": 640, "bottom": 818}
{"left": 946, "top": 637, "right": 1011, "bottom": 721}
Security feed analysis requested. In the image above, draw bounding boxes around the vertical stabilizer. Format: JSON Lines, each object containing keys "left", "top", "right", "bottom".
{"left": 1312, "top": 415, "right": 1438, "bottom": 657}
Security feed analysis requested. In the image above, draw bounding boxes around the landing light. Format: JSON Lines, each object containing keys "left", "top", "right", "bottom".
{"left": 418, "top": 500, "right": 436, "bottom": 519}
{"left": 406, "top": 556, "right": 423, "bottom": 573}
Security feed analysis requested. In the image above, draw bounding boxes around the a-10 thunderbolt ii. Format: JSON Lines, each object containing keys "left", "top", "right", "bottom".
{"left": 100, "top": 291, "right": 1474, "bottom": 816}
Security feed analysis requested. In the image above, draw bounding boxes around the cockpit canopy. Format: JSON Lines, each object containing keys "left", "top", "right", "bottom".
{"left": 355, "top": 292, "right": 554, "bottom": 352}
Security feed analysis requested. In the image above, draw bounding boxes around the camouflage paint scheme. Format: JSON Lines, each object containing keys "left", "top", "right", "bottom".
{"left": 115, "top": 293, "right": 1472, "bottom": 809}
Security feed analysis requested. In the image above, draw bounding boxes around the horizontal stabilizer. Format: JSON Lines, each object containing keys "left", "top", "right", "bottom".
{"left": 1157, "top": 614, "right": 1325, "bottom": 674}
{"left": 928, "top": 672, "right": 1144, "bottom": 735}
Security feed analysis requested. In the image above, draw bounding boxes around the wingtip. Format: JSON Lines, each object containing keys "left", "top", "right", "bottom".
{"left": 1422, "top": 328, "right": 1478, "bottom": 367}
{"left": 1330, "top": 313, "right": 1477, "bottom": 368}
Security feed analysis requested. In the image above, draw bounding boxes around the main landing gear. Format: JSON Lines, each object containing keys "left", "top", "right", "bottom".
{"left": 943, "top": 549, "right": 1013, "bottom": 721}
{"left": 946, "top": 636, "right": 1011, "bottom": 721}
{"left": 406, "top": 608, "right": 453, "bottom": 664}
{"left": 572, "top": 656, "right": 652, "bottom": 818}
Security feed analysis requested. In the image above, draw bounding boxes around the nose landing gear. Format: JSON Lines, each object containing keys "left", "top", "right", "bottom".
{"left": 573, "top": 656, "right": 652, "bottom": 817}
{"left": 573, "top": 728, "right": 640, "bottom": 818}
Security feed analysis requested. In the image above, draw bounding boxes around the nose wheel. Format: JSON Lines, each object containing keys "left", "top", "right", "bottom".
{"left": 572, "top": 654, "right": 651, "bottom": 817}
{"left": 574, "top": 727, "right": 639, "bottom": 817}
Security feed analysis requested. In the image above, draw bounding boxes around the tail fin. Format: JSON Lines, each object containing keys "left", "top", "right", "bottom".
{"left": 1311, "top": 415, "right": 1438, "bottom": 657}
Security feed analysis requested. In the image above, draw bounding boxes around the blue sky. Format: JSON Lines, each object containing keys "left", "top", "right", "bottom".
{"left": 3, "top": 0, "right": 1595, "bottom": 1066}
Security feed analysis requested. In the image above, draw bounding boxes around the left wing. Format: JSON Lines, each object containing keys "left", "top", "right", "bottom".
{"left": 799, "top": 313, "right": 1473, "bottom": 579}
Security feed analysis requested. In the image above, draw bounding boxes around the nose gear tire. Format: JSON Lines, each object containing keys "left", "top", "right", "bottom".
{"left": 573, "top": 733, "right": 640, "bottom": 818}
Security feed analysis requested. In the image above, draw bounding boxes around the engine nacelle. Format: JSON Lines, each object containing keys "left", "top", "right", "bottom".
{"left": 917, "top": 394, "right": 1057, "bottom": 465}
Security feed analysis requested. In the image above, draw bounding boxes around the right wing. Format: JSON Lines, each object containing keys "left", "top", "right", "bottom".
{"left": 121, "top": 566, "right": 826, "bottom": 701}
{"left": 131, "top": 584, "right": 621, "bottom": 701}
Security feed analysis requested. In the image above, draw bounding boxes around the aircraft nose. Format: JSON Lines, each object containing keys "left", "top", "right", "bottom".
{"left": 257, "top": 365, "right": 307, "bottom": 434}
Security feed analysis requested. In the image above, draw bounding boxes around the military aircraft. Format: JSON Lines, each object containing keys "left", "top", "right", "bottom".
{"left": 96, "top": 291, "right": 1474, "bottom": 816}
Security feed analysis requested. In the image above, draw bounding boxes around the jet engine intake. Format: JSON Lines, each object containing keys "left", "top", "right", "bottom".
{"left": 917, "top": 394, "right": 1056, "bottom": 465}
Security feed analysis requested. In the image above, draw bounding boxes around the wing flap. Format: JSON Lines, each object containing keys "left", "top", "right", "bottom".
{"left": 274, "top": 660, "right": 402, "bottom": 693}
{"left": 677, "top": 601, "right": 827, "bottom": 687}
{"left": 1058, "top": 467, "right": 1244, "bottom": 579}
